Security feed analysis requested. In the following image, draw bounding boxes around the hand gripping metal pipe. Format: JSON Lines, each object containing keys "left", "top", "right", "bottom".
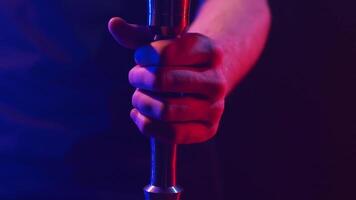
{"left": 143, "top": 0, "right": 191, "bottom": 200}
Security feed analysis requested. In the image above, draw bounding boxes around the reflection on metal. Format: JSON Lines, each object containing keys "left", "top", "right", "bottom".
{"left": 144, "top": 0, "right": 191, "bottom": 200}
{"left": 147, "top": 0, "right": 190, "bottom": 37}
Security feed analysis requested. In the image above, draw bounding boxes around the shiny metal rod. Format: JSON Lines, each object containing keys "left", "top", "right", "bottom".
{"left": 143, "top": 1, "right": 190, "bottom": 200}
{"left": 144, "top": 140, "right": 182, "bottom": 200}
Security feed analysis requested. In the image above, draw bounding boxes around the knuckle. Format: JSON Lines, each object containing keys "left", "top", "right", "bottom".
{"left": 208, "top": 103, "right": 224, "bottom": 122}
{"left": 199, "top": 124, "right": 218, "bottom": 143}
{"left": 212, "top": 78, "right": 227, "bottom": 99}
{"left": 212, "top": 100, "right": 225, "bottom": 113}
{"left": 200, "top": 120, "right": 220, "bottom": 143}
{"left": 206, "top": 126, "right": 218, "bottom": 141}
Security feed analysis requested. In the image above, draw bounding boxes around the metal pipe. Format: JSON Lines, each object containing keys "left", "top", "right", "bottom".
{"left": 143, "top": 1, "right": 191, "bottom": 199}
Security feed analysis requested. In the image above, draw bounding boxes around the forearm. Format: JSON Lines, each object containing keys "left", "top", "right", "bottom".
{"left": 188, "top": 0, "right": 271, "bottom": 93}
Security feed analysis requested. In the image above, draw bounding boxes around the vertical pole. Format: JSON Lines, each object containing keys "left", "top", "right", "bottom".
{"left": 143, "top": 1, "right": 191, "bottom": 200}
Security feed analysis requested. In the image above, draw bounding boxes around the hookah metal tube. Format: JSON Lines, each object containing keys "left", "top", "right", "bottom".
{"left": 143, "top": 1, "right": 191, "bottom": 200}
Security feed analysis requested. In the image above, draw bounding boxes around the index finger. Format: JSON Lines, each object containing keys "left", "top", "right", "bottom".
{"left": 134, "top": 33, "right": 218, "bottom": 67}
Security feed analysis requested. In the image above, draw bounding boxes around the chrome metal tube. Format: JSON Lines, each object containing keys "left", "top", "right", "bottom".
{"left": 143, "top": 1, "right": 191, "bottom": 200}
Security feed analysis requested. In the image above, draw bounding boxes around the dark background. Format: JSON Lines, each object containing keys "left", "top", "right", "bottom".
{"left": 0, "top": 0, "right": 355, "bottom": 199}
{"left": 217, "top": 0, "right": 356, "bottom": 199}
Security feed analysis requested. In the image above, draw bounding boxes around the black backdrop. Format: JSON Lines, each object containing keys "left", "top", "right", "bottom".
{"left": 217, "top": 0, "right": 356, "bottom": 199}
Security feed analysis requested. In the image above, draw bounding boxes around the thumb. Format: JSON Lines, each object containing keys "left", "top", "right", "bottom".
{"left": 108, "top": 17, "right": 154, "bottom": 49}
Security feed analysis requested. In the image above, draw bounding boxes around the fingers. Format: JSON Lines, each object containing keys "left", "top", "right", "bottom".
{"left": 130, "top": 88, "right": 225, "bottom": 144}
{"left": 134, "top": 33, "right": 220, "bottom": 67}
{"left": 129, "top": 65, "right": 227, "bottom": 99}
{"left": 108, "top": 17, "right": 154, "bottom": 49}
{"left": 110, "top": 27, "right": 227, "bottom": 144}
{"left": 131, "top": 89, "right": 224, "bottom": 122}
{"left": 130, "top": 108, "right": 220, "bottom": 144}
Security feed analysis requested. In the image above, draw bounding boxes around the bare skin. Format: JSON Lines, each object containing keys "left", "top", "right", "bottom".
{"left": 108, "top": 0, "right": 271, "bottom": 144}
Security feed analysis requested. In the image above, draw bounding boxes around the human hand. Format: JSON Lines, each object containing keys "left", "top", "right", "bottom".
{"left": 108, "top": 17, "right": 227, "bottom": 144}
